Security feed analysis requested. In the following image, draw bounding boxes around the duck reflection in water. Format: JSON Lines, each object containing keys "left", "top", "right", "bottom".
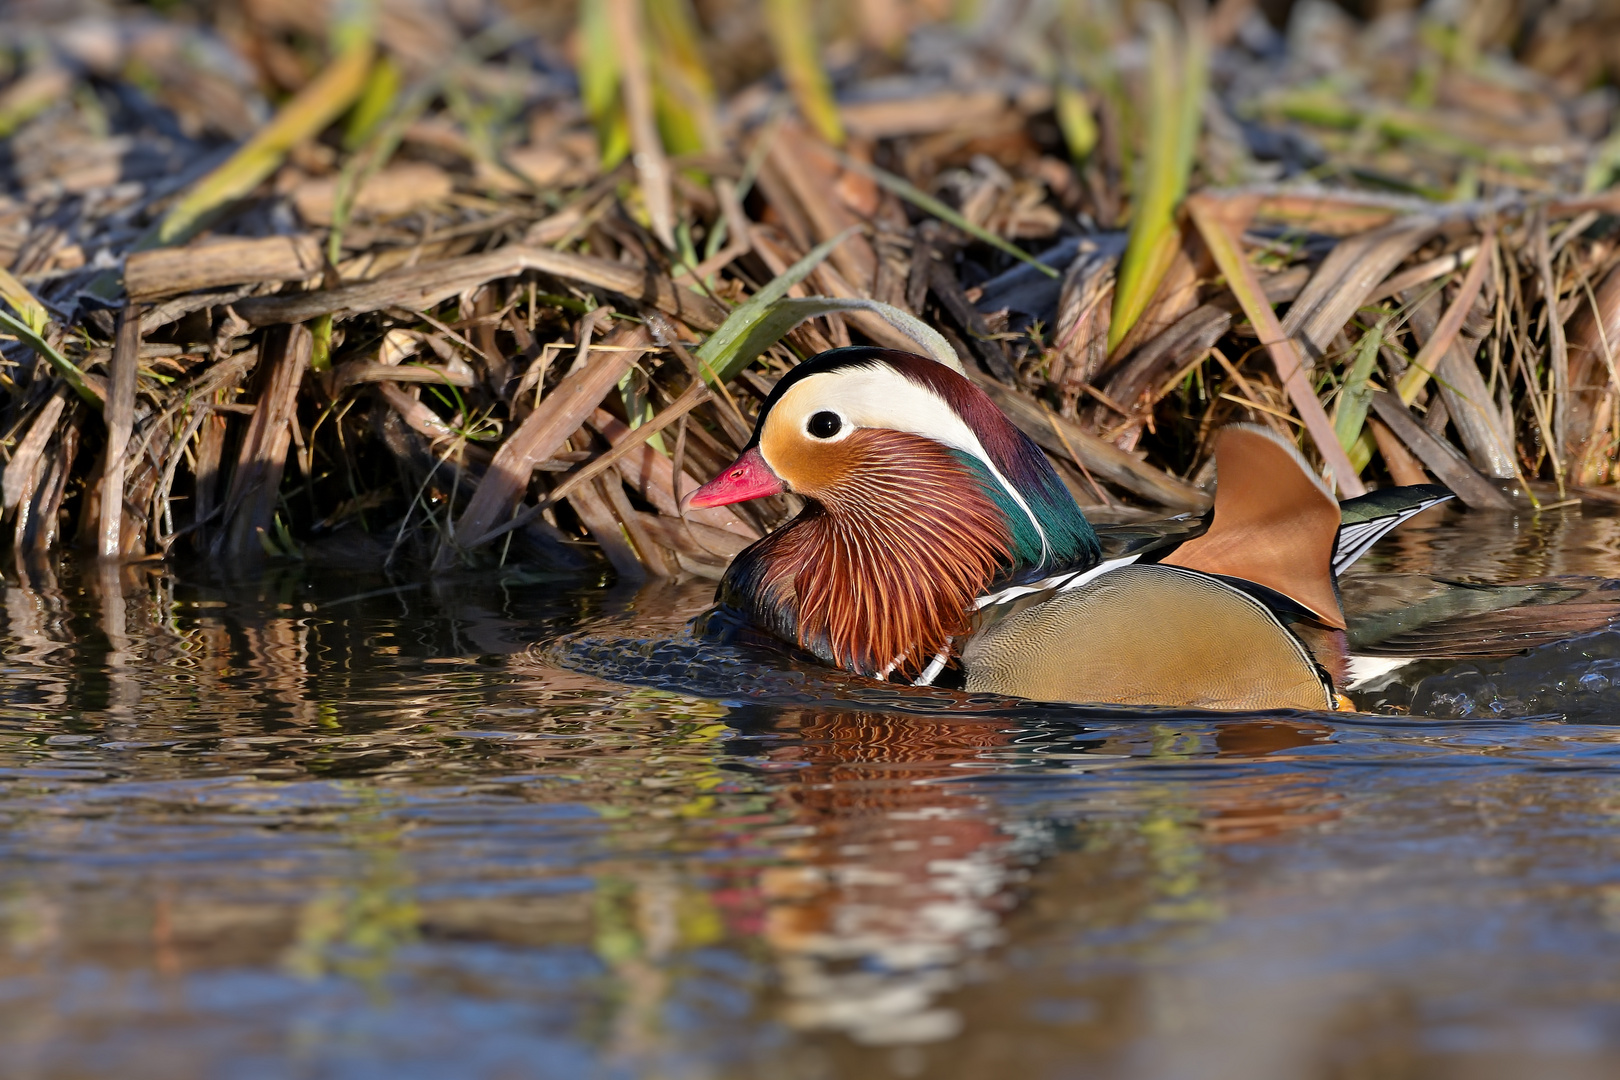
{"left": 723, "top": 707, "right": 1037, "bottom": 1046}
{"left": 718, "top": 706, "right": 1339, "bottom": 1046}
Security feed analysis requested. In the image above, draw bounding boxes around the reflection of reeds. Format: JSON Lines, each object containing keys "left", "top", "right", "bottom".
{"left": 6, "top": 3, "right": 1620, "bottom": 579}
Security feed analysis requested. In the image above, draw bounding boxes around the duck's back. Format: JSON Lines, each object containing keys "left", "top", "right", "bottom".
{"left": 961, "top": 564, "right": 1335, "bottom": 710}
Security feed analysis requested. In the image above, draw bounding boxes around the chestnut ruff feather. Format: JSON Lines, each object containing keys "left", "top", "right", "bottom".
{"left": 711, "top": 346, "right": 1099, "bottom": 680}
{"left": 720, "top": 430, "right": 1012, "bottom": 678}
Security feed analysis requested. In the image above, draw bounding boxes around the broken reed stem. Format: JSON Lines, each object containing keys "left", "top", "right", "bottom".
{"left": 216, "top": 324, "right": 311, "bottom": 560}
{"left": 438, "top": 325, "right": 650, "bottom": 568}
{"left": 1210, "top": 346, "right": 1293, "bottom": 440}
{"left": 1368, "top": 417, "right": 1431, "bottom": 486}
{"left": 1533, "top": 208, "right": 1571, "bottom": 496}
{"left": 234, "top": 244, "right": 727, "bottom": 331}
{"left": 558, "top": 403, "right": 710, "bottom": 518}
{"left": 1368, "top": 390, "right": 1512, "bottom": 510}
{"left": 1396, "top": 231, "right": 1496, "bottom": 404}
{"left": 1041, "top": 401, "right": 1115, "bottom": 506}
{"left": 1370, "top": 244, "right": 1479, "bottom": 304}
{"left": 1582, "top": 275, "right": 1620, "bottom": 408}
{"left": 98, "top": 306, "right": 141, "bottom": 560}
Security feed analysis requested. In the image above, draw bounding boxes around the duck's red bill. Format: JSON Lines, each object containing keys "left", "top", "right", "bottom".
{"left": 683, "top": 447, "right": 784, "bottom": 510}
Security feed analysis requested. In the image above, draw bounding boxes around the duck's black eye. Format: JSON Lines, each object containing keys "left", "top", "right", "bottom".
{"left": 807, "top": 411, "right": 842, "bottom": 439}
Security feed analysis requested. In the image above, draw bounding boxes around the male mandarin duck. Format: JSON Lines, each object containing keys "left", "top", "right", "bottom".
{"left": 682, "top": 346, "right": 1461, "bottom": 711}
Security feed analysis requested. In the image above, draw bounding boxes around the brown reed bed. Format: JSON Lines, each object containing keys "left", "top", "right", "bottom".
{"left": 5, "top": 0, "right": 1620, "bottom": 583}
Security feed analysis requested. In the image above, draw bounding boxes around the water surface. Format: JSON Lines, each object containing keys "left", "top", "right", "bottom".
{"left": 6, "top": 506, "right": 1620, "bottom": 1079}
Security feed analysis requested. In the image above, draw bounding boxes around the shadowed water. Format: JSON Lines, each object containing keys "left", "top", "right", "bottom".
{"left": 6, "top": 506, "right": 1620, "bottom": 1078}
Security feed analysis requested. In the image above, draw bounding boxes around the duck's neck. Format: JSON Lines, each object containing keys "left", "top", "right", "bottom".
{"left": 719, "top": 429, "right": 1097, "bottom": 678}
{"left": 958, "top": 444, "right": 1099, "bottom": 577}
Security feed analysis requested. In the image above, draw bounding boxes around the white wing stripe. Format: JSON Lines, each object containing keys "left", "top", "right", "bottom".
{"left": 974, "top": 555, "right": 1139, "bottom": 610}
{"left": 1333, "top": 495, "right": 1450, "bottom": 575}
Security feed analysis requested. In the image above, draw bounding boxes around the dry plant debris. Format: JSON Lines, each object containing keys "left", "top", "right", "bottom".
{"left": 4, "top": 0, "right": 1620, "bottom": 582}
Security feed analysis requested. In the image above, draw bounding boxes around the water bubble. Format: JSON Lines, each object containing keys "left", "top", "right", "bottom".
{"left": 1411, "top": 668, "right": 1498, "bottom": 718}
{"left": 1430, "top": 692, "right": 1475, "bottom": 717}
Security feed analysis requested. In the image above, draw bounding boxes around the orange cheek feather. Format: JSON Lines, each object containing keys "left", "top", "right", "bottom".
{"left": 759, "top": 421, "right": 862, "bottom": 499}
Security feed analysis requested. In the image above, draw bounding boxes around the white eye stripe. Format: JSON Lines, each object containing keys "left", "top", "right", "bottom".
{"left": 764, "top": 365, "right": 1051, "bottom": 559}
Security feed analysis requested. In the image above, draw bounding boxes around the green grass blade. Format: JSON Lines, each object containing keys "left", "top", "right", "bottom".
{"left": 1109, "top": 7, "right": 1205, "bottom": 353}
{"left": 1172, "top": 8, "right": 1208, "bottom": 199}
{"left": 1258, "top": 87, "right": 1529, "bottom": 176}
{"left": 720, "top": 297, "right": 961, "bottom": 381}
{"left": 0, "top": 267, "right": 100, "bottom": 407}
{"left": 1055, "top": 82, "right": 1098, "bottom": 165}
{"left": 1336, "top": 314, "right": 1388, "bottom": 464}
{"left": 0, "top": 308, "right": 102, "bottom": 410}
{"left": 0, "top": 265, "right": 50, "bottom": 337}
{"left": 344, "top": 53, "right": 401, "bottom": 151}
{"left": 580, "top": 0, "right": 631, "bottom": 168}
{"left": 694, "top": 226, "right": 860, "bottom": 383}
{"left": 646, "top": 0, "right": 719, "bottom": 156}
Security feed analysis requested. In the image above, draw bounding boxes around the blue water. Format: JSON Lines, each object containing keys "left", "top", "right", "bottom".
{"left": 5, "top": 506, "right": 1620, "bottom": 1079}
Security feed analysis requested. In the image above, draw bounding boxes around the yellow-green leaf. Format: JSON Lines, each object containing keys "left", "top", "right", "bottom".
{"left": 0, "top": 298, "right": 101, "bottom": 411}
{"left": 580, "top": 0, "right": 631, "bottom": 169}
{"left": 1108, "top": 7, "right": 1206, "bottom": 353}
{"left": 764, "top": 0, "right": 845, "bottom": 147}
{"left": 1055, "top": 82, "right": 1098, "bottom": 164}
{"left": 158, "top": 35, "right": 375, "bottom": 247}
{"left": 646, "top": 0, "right": 719, "bottom": 156}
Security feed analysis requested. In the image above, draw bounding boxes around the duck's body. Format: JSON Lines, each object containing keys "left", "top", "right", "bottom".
{"left": 685, "top": 347, "right": 1451, "bottom": 710}
{"left": 962, "top": 563, "right": 1338, "bottom": 708}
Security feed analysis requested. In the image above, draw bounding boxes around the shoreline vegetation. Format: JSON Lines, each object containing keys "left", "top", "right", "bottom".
{"left": 4, "top": 0, "right": 1620, "bottom": 582}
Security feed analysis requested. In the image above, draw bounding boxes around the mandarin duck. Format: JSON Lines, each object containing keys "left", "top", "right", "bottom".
{"left": 682, "top": 347, "right": 1474, "bottom": 711}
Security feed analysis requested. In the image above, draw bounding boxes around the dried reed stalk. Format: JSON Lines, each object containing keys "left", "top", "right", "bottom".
{"left": 216, "top": 324, "right": 311, "bottom": 560}
{"left": 11, "top": 0, "right": 1620, "bottom": 587}
{"left": 97, "top": 307, "right": 141, "bottom": 560}
{"left": 1188, "top": 194, "right": 1366, "bottom": 497}
{"left": 440, "top": 325, "right": 649, "bottom": 567}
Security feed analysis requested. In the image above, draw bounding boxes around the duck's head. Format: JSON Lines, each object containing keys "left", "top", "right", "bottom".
{"left": 684, "top": 347, "right": 1098, "bottom": 677}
